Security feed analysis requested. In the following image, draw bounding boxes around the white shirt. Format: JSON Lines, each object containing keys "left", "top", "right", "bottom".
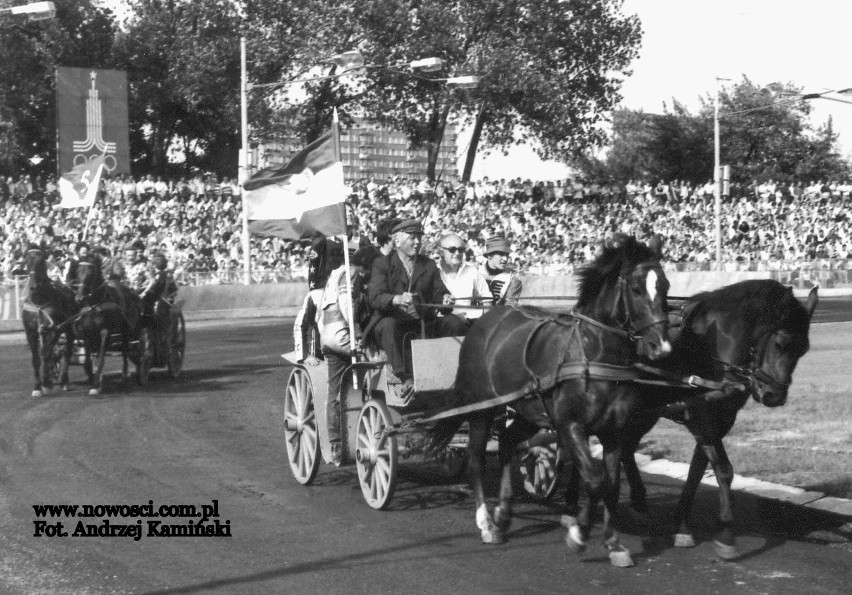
{"left": 439, "top": 261, "right": 490, "bottom": 319}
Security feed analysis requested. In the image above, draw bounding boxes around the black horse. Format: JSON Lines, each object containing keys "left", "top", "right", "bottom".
{"left": 612, "top": 280, "right": 817, "bottom": 559}
{"left": 425, "top": 234, "right": 671, "bottom": 567}
{"left": 74, "top": 254, "right": 143, "bottom": 395}
{"left": 21, "top": 247, "right": 80, "bottom": 396}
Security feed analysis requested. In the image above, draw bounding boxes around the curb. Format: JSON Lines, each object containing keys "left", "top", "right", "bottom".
{"left": 633, "top": 452, "right": 852, "bottom": 518}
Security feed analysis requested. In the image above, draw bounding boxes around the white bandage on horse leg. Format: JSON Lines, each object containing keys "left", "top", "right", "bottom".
{"left": 476, "top": 504, "right": 491, "bottom": 530}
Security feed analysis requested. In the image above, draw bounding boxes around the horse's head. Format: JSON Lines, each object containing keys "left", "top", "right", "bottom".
{"left": 749, "top": 285, "right": 817, "bottom": 407}
{"left": 576, "top": 234, "right": 671, "bottom": 360}
{"left": 75, "top": 255, "right": 104, "bottom": 305}
{"left": 24, "top": 246, "right": 49, "bottom": 290}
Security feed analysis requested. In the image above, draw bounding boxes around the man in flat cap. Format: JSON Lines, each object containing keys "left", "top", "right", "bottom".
{"left": 368, "top": 218, "right": 466, "bottom": 396}
{"left": 480, "top": 235, "right": 522, "bottom": 306}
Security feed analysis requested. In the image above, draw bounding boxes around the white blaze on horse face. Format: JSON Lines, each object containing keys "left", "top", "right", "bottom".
{"left": 645, "top": 269, "right": 658, "bottom": 303}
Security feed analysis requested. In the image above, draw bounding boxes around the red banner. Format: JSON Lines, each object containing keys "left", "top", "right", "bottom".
{"left": 56, "top": 67, "right": 130, "bottom": 175}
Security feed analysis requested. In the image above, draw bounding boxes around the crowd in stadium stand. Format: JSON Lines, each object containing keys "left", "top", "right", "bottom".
{"left": 1, "top": 172, "right": 851, "bottom": 287}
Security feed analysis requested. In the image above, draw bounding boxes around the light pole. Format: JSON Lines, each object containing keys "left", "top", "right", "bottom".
{"left": 714, "top": 78, "right": 721, "bottom": 269}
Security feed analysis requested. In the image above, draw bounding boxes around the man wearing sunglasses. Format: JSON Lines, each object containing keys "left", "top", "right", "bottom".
{"left": 437, "top": 233, "right": 490, "bottom": 323}
{"left": 369, "top": 219, "right": 467, "bottom": 398}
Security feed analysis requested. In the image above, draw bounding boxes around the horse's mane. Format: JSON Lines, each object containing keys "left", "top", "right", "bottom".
{"left": 688, "top": 279, "right": 810, "bottom": 336}
{"left": 575, "top": 235, "right": 659, "bottom": 309}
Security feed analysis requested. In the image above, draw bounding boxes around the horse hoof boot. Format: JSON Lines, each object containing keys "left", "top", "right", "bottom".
{"left": 713, "top": 539, "right": 739, "bottom": 560}
{"left": 480, "top": 527, "right": 504, "bottom": 545}
{"left": 564, "top": 524, "right": 586, "bottom": 555}
{"left": 31, "top": 389, "right": 43, "bottom": 398}
{"left": 608, "top": 546, "right": 635, "bottom": 568}
{"left": 674, "top": 533, "right": 696, "bottom": 548}
{"left": 88, "top": 388, "right": 101, "bottom": 396}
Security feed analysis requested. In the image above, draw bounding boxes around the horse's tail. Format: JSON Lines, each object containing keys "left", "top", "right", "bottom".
{"left": 422, "top": 415, "right": 466, "bottom": 458}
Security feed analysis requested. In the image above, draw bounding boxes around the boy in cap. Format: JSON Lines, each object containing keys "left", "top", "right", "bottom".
{"left": 480, "top": 235, "right": 522, "bottom": 305}
{"left": 368, "top": 219, "right": 466, "bottom": 397}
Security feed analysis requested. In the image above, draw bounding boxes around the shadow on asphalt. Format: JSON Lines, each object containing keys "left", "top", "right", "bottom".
{"left": 39, "top": 364, "right": 279, "bottom": 398}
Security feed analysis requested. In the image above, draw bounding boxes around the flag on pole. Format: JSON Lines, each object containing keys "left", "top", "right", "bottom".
{"left": 56, "top": 154, "right": 106, "bottom": 209}
{"left": 244, "top": 125, "right": 347, "bottom": 240}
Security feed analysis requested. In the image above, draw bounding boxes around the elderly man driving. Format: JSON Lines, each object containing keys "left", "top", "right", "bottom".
{"left": 368, "top": 219, "right": 466, "bottom": 396}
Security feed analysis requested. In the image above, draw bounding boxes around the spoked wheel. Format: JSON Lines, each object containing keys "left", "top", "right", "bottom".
{"left": 167, "top": 313, "right": 186, "bottom": 379}
{"left": 519, "top": 445, "right": 560, "bottom": 500}
{"left": 45, "top": 337, "right": 64, "bottom": 385}
{"left": 284, "top": 367, "right": 321, "bottom": 485}
{"left": 356, "top": 399, "right": 398, "bottom": 510}
{"left": 137, "top": 328, "right": 151, "bottom": 385}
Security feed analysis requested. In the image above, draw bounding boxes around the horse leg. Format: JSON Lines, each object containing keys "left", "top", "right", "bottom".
{"left": 468, "top": 412, "right": 501, "bottom": 544}
{"left": 59, "top": 332, "right": 72, "bottom": 390}
{"left": 703, "top": 440, "right": 738, "bottom": 560}
{"left": 89, "top": 329, "right": 109, "bottom": 396}
{"left": 621, "top": 415, "right": 658, "bottom": 514}
{"left": 560, "top": 420, "right": 602, "bottom": 555}
{"left": 598, "top": 434, "right": 634, "bottom": 567}
{"left": 38, "top": 330, "right": 55, "bottom": 396}
{"left": 494, "top": 411, "right": 538, "bottom": 535}
{"left": 27, "top": 327, "right": 43, "bottom": 397}
{"left": 121, "top": 334, "right": 130, "bottom": 384}
{"left": 673, "top": 442, "right": 709, "bottom": 548}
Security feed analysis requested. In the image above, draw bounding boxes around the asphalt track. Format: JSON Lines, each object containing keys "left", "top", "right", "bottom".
{"left": 0, "top": 304, "right": 851, "bottom": 594}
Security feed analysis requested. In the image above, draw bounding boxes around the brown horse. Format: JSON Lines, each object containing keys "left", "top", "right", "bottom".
{"left": 73, "top": 254, "right": 143, "bottom": 395}
{"left": 20, "top": 247, "right": 79, "bottom": 396}
{"left": 617, "top": 280, "right": 818, "bottom": 559}
{"left": 425, "top": 234, "right": 671, "bottom": 567}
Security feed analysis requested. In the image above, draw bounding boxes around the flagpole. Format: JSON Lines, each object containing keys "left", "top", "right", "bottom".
{"left": 239, "top": 36, "right": 252, "bottom": 286}
{"left": 334, "top": 109, "right": 359, "bottom": 385}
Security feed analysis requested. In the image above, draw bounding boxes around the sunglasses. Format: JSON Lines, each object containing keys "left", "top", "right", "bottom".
{"left": 441, "top": 246, "right": 464, "bottom": 254}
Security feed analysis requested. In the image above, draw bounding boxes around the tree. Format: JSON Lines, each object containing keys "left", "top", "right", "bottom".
{"left": 583, "top": 77, "right": 851, "bottom": 186}
{"left": 0, "top": 0, "right": 118, "bottom": 177}
{"left": 353, "top": 0, "right": 641, "bottom": 182}
{"left": 240, "top": 0, "right": 641, "bottom": 183}
{"left": 117, "top": 0, "right": 242, "bottom": 176}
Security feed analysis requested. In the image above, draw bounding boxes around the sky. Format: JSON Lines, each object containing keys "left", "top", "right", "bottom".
{"left": 468, "top": 0, "right": 852, "bottom": 181}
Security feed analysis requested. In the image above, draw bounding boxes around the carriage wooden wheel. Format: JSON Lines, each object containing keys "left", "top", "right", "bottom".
{"left": 519, "top": 445, "right": 560, "bottom": 500}
{"left": 137, "top": 328, "right": 151, "bottom": 385}
{"left": 356, "top": 399, "right": 398, "bottom": 510}
{"left": 284, "top": 367, "right": 321, "bottom": 485}
{"left": 167, "top": 312, "right": 186, "bottom": 379}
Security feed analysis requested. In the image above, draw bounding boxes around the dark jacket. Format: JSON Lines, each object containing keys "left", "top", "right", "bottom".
{"left": 369, "top": 251, "right": 451, "bottom": 323}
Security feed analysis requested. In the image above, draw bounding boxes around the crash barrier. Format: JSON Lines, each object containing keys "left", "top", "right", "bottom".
{"left": 2, "top": 270, "right": 772, "bottom": 325}
{"left": 3, "top": 267, "right": 849, "bottom": 331}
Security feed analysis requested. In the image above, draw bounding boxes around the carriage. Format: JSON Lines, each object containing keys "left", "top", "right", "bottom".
{"left": 282, "top": 335, "right": 475, "bottom": 510}
{"left": 51, "top": 295, "right": 186, "bottom": 391}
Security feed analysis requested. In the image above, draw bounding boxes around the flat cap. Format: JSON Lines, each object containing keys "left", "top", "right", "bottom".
{"left": 392, "top": 218, "right": 423, "bottom": 234}
{"left": 485, "top": 235, "right": 511, "bottom": 255}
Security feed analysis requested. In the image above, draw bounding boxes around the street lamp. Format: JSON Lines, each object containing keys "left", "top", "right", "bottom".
{"left": 1, "top": 1, "right": 56, "bottom": 20}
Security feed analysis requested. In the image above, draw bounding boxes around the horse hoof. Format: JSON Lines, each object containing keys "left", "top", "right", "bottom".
{"left": 608, "top": 546, "right": 635, "bottom": 568}
{"left": 61, "top": 385, "right": 69, "bottom": 392}
{"left": 564, "top": 525, "right": 586, "bottom": 555}
{"left": 41, "top": 386, "right": 52, "bottom": 396}
{"left": 494, "top": 507, "right": 512, "bottom": 533}
{"left": 560, "top": 514, "right": 577, "bottom": 529}
{"left": 31, "top": 389, "right": 43, "bottom": 398}
{"left": 674, "top": 533, "right": 696, "bottom": 548}
{"left": 481, "top": 528, "right": 504, "bottom": 544}
{"left": 88, "top": 388, "right": 101, "bottom": 396}
{"left": 713, "top": 539, "right": 739, "bottom": 560}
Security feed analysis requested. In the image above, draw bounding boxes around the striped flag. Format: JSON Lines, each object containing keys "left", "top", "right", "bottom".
{"left": 244, "top": 125, "right": 347, "bottom": 240}
{"left": 56, "top": 154, "right": 106, "bottom": 209}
